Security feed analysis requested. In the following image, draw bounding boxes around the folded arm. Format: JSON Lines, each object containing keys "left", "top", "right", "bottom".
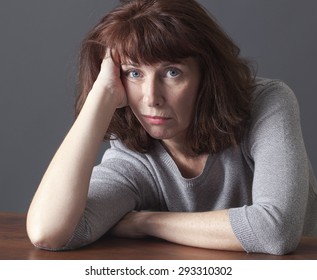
{"left": 110, "top": 210, "right": 243, "bottom": 251}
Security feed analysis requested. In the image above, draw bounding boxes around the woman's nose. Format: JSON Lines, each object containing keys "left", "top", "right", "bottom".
{"left": 142, "top": 76, "right": 164, "bottom": 107}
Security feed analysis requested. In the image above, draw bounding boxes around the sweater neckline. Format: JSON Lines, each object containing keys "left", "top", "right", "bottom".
{"left": 154, "top": 141, "right": 213, "bottom": 184}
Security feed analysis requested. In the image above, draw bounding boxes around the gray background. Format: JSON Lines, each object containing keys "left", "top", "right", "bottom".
{"left": 1, "top": 0, "right": 316, "bottom": 213}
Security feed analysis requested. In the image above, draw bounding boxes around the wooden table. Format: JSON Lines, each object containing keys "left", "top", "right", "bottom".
{"left": 1, "top": 212, "right": 316, "bottom": 260}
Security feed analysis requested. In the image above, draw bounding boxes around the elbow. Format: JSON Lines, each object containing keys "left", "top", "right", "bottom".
{"left": 26, "top": 218, "right": 70, "bottom": 251}
{"left": 27, "top": 233, "right": 66, "bottom": 251}
{"left": 232, "top": 205, "right": 304, "bottom": 255}
{"left": 27, "top": 230, "right": 68, "bottom": 251}
{"left": 262, "top": 234, "right": 300, "bottom": 255}
{"left": 256, "top": 223, "right": 302, "bottom": 255}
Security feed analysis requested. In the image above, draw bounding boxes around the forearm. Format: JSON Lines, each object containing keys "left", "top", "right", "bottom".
{"left": 145, "top": 210, "right": 243, "bottom": 251}
{"left": 27, "top": 87, "right": 117, "bottom": 249}
{"left": 111, "top": 210, "right": 243, "bottom": 251}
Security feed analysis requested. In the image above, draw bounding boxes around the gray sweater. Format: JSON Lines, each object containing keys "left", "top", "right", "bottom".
{"left": 63, "top": 78, "right": 317, "bottom": 255}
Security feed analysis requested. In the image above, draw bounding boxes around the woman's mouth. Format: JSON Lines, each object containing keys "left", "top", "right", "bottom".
{"left": 142, "top": 115, "right": 172, "bottom": 125}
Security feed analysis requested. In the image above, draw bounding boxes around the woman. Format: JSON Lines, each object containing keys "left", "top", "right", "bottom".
{"left": 27, "top": 0, "right": 317, "bottom": 255}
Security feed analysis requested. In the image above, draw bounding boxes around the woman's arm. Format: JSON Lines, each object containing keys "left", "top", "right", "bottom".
{"left": 26, "top": 52, "right": 127, "bottom": 249}
{"left": 110, "top": 210, "right": 244, "bottom": 251}
{"left": 227, "top": 81, "right": 309, "bottom": 255}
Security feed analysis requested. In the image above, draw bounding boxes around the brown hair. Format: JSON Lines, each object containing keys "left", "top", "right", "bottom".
{"left": 75, "top": 0, "right": 254, "bottom": 155}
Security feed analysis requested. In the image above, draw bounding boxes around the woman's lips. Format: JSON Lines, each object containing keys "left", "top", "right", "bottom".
{"left": 142, "top": 115, "right": 171, "bottom": 125}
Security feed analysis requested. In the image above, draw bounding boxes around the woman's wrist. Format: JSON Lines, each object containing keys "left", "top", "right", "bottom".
{"left": 140, "top": 211, "right": 163, "bottom": 237}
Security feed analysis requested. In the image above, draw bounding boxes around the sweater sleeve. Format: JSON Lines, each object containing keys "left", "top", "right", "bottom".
{"left": 228, "top": 80, "right": 309, "bottom": 255}
{"left": 60, "top": 142, "right": 160, "bottom": 250}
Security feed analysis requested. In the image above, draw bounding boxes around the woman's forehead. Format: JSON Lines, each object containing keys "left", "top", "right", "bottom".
{"left": 107, "top": 28, "right": 196, "bottom": 65}
{"left": 114, "top": 47, "right": 193, "bottom": 66}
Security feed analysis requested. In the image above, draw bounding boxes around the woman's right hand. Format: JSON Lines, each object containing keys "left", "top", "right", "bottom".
{"left": 93, "top": 49, "right": 128, "bottom": 108}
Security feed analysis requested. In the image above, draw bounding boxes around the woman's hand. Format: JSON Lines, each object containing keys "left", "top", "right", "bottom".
{"left": 93, "top": 50, "right": 128, "bottom": 108}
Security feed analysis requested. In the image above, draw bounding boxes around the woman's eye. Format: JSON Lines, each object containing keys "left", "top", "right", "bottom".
{"left": 166, "top": 68, "right": 181, "bottom": 78}
{"left": 127, "top": 70, "right": 142, "bottom": 78}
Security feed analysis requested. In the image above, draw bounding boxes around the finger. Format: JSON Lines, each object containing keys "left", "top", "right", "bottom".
{"left": 103, "top": 48, "right": 111, "bottom": 60}
{"left": 100, "top": 49, "right": 115, "bottom": 70}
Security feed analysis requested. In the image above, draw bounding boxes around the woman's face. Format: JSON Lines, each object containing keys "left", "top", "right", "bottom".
{"left": 121, "top": 57, "right": 201, "bottom": 143}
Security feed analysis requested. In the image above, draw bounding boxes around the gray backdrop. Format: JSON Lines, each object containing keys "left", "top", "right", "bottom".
{"left": 1, "top": 0, "right": 316, "bottom": 213}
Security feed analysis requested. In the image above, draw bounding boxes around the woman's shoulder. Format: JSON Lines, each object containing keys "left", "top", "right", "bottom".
{"left": 92, "top": 139, "right": 157, "bottom": 182}
{"left": 101, "top": 139, "right": 148, "bottom": 163}
{"left": 252, "top": 77, "right": 298, "bottom": 107}
{"left": 249, "top": 77, "right": 300, "bottom": 123}
{"left": 242, "top": 77, "right": 302, "bottom": 156}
